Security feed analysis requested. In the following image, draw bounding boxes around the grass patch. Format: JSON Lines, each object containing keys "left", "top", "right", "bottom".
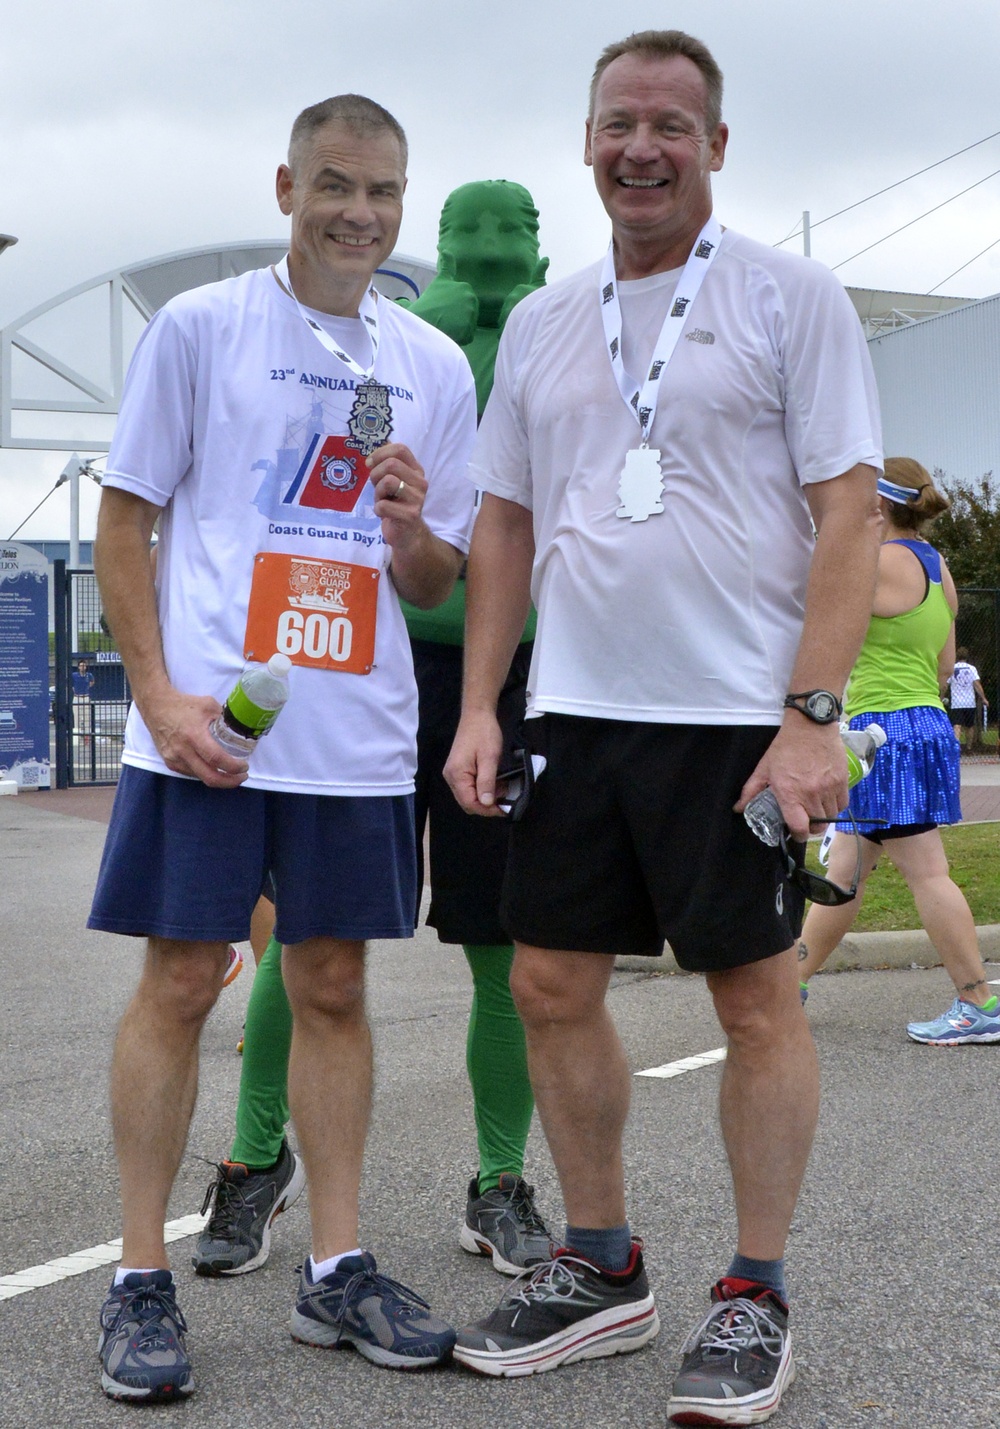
{"left": 805, "top": 820, "right": 1000, "bottom": 931}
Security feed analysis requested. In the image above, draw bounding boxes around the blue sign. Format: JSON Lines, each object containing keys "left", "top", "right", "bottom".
{"left": 0, "top": 542, "right": 51, "bottom": 788}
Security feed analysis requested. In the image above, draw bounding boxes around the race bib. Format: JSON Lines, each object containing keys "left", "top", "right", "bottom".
{"left": 243, "top": 552, "right": 379, "bottom": 675}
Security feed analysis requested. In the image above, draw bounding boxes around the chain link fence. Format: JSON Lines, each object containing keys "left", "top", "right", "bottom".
{"left": 53, "top": 562, "right": 130, "bottom": 786}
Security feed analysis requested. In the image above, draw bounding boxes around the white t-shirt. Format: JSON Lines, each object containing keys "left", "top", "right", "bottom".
{"left": 472, "top": 228, "right": 883, "bottom": 725}
{"left": 948, "top": 661, "right": 980, "bottom": 709}
{"left": 103, "top": 266, "right": 477, "bottom": 795}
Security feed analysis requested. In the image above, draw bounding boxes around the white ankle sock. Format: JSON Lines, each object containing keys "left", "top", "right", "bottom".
{"left": 309, "top": 1250, "right": 362, "bottom": 1281}
{"left": 113, "top": 1267, "right": 166, "bottom": 1286}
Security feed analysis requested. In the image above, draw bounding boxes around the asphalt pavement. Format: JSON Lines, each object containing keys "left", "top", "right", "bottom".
{"left": 2, "top": 782, "right": 999, "bottom": 1429}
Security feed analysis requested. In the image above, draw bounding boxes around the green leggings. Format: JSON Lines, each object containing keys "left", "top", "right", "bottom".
{"left": 230, "top": 937, "right": 534, "bottom": 1193}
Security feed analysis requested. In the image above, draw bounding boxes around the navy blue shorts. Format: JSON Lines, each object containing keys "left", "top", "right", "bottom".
{"left": 88, "top": 766, "right": 416, "bottom": 945}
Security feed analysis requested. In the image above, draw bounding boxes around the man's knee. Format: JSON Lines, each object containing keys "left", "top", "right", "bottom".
{"left": 510, "top": 945, "right": 612, "bottom": 1029}
{"left": 141, "top": 939, "right": 228, "bottom": 1024}
{"left": 283, "top": 940, "right": 367, "bottom": 1021}
{"left": 708, "top": 950, "right": 801, "bottom": 1043}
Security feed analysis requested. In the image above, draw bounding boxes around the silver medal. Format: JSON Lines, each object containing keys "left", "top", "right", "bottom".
{"left": 616, "top": 447, "right": 664, "bottom": 522}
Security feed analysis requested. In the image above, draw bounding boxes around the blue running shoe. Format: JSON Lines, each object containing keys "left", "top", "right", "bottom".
{"left": 290, "top": 1252, "right": 455, "bottom": 1369}
{"left": 907, "top": 997, "right": 1000, "bottom": 1046}
{"left": 98, "top": 1270, "right": 193, "bottom": 1402}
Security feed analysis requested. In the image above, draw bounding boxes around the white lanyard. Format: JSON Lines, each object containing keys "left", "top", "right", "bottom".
{"left": 599, "top": 215, "right": 723, "bottom": 447}
{"left": 272, "top": 256, "right": 380, "bottom": 379}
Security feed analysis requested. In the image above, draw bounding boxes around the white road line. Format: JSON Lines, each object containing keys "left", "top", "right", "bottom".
{"left": 635, "top": 1046, "right": 727, "bottom": 1079}
{"left": 0, "top": 1213, "right": 208, "bottom": 1303}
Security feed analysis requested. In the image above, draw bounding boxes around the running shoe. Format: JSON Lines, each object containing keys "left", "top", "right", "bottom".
{"left": 290, "top": 1252, "right": 455, "bottom": 1369}
{"left": 98, "top": 1270, "right": 194, "bottom": 1403}
{"left": 460, "top": 1173, "right": 552, "bottom": 1275}
{"left": 906, "top": 996, "right": 1000, "bottom": 1045}
{"left": 667, "top": 1278, "right": 794, "bottom": 1426}
{"left": 223, "top": 944, "right": 243, "bottom": 987}
{"left": 452, "top": 1240, "right": 658, "bottom": 1377}
{"left": 192, "top": 1138, "right": 305, "bottom": 1276}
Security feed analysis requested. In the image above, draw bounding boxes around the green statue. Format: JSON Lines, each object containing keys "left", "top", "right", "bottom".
{"left": 401, "top": 180, "right": 548, "bottom": 416}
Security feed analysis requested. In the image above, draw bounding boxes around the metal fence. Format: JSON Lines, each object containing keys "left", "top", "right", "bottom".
{"left": 52, "top": 561, "right": 130, "bottom": 787}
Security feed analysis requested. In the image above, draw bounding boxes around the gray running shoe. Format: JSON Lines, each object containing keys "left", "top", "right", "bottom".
{"left": 667, "top": 1279, "right": 794, "bottom": 1425}
{"left": 192, "top": 1138, "right": 305, "bottom": 1277}
{"left": 460, "top": 1173, "right": 552, "bottom": 1275}
{"left": 453, "top": 1241, "right": 658, "bottom": 1377}
{"left": 290, "top": 1252, "right": 456, "bottom": 1369}
{"left": 99, "top": 1270, "right": 194, "bottom": 1402}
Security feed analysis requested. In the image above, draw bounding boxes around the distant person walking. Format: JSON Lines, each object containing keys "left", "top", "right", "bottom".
{"left": 797, "top": 459, "right": 1000, "bottom": 1046}
{"left": 947, "top": 646, "right": 987, "bottom": 752}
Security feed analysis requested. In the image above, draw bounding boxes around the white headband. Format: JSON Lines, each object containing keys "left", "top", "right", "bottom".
{"left": 877, "top": 475, "right": 920, "bottom": 505}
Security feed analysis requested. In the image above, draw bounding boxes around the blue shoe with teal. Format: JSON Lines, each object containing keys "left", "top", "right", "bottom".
{"left": 906, "top": 997, "right": 1000, "bottom": 1045}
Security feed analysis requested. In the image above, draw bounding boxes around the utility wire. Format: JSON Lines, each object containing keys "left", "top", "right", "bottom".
{"left": 830, "top": 166, "right": 1000, "bottom": 271}
{"left": 927, "top": 234, "right": 1000, "bottom": 294}
{"left": 776, "top": 127, "right": 1000, "bottom": 246}
{"left": 7, "top": 483, "right": 61, "bottom": 540}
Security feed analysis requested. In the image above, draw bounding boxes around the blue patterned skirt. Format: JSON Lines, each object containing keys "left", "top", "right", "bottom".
{"left": 835, "top": 706, "right": 962, "bottom": 835}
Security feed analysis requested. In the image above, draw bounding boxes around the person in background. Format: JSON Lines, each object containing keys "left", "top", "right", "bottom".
{"left": 797, "top": 459, "right": 1000, "bottom": 1046}
{"left": 947, "top": 645, "right": 988, "bottom": 752}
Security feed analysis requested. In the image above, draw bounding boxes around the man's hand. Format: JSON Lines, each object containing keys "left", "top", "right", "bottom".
{"left": 498, "top": 257, "right": 549, "bottom": 332}
{"left": 401, "top": 251, "right": 479, "bottom": 346}
{"left": 366, "top": 442, "right": 429, "bottom": 550}
{"left": 143, "top": 688, "right": 249, "bottom": 788}
{"left": 445, "top": 709, "right": 506, "bottom": 818}
{"left": 735, "top": 719, "right": 848, "bottom": 843}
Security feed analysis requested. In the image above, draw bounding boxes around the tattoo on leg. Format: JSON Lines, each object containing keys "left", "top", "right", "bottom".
{"left": 797, "top": 940, "right": 808, "bottom": 963}
{"left": 960, "top": 978, "right": 987, "bottom": 993}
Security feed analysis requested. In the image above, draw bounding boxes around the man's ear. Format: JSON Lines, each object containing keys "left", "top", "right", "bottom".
{"left": 276, "top": 164, "right": 294, "bottom": 216}
{"left": 584, "top": 117, "right": 594, "bottom": 168}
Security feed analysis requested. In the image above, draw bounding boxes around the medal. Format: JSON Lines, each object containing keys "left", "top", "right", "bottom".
{"left": 616, "top": 447, "right": 664, "bottom": 523}
{"left": 347, "top": 381, "right": 394, "bottom": 458}
{"left": 600, "top": 216, "right": 723, "bottom": 520}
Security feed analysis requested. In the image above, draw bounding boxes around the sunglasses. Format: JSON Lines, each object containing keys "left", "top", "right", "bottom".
{"left": 779, "top": 812, "right": 863, "bottom": 907}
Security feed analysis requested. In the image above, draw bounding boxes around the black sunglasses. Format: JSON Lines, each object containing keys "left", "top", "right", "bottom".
{"left": 495, "top": 747, "right": 535, "bottom": 821}
{"left": 779, "top": 812, "right": 863, "bottom": 907}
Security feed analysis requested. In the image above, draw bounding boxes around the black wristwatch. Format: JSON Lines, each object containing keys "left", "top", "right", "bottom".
{"left": 783, "top": 689, "right": 842, "bottom": 724}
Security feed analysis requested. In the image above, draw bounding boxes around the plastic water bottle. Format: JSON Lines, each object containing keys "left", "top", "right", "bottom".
{"left": 744, "top": 722, "right": 887, "bottom": 846}
{"left": 210, "top": 654, "right": 292, "bottom": 758}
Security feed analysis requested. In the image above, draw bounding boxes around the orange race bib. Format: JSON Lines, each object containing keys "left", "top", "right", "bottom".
{"left": 243, "top": 551, "right": 379, "bottom": 675}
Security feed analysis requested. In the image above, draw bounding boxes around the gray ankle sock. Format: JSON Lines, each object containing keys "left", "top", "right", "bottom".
{"left": 726, "top": 1253, "right": 787, "bottom": 1302}
{"left": 564, "top": 1223, "right": 632, "bottom": 1273}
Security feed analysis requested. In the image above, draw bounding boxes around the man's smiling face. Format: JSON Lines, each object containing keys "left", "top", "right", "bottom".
{"left": 585, "top": 52, "right": 727, "bottom": 272}
{"left": 277, "top": 120, "right": 406, "bottom": 310}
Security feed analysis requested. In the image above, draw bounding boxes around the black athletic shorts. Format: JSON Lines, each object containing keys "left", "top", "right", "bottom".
{"left": 500, "top": 714, "right": 805, "bottom": 974}
{"left": 951, "top": 707, "right": 976, "bottom": 728}
{"left": 862, "top": 820, "right": 936, "bottom": 845}
{"left": 411, "top": 638, "right": 531, "bottom": 945}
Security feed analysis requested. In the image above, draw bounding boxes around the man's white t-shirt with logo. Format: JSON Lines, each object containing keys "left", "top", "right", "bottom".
{"left": 472, "top": 228, "right": 883, "bottom": 726}
{"left": 948, "top": 662, "right": 980, "bottom": 710}
{"left": 102, "top": 266, "right": 477, "bottom": 795}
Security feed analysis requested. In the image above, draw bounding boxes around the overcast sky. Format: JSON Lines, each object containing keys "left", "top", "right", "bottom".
{"left": 3, "top": 0, "right": 1000, "bottom": 540}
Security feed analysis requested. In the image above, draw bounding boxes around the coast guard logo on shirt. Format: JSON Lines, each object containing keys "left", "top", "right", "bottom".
{"left": 695, "top": 239, "right": 715, "bottom": 259}
{"left": 670, "top": 296, "right": 690, "bottom": 318}
{"left": 281, "top": 434, "right": 367, "bottom": 513}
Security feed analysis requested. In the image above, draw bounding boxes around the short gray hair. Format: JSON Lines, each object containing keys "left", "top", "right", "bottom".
{"left": 589, "top": 30, "right": 724, "bottom": 133}
{"left": 288, "top": 95, "right": 408, "bottom": 171}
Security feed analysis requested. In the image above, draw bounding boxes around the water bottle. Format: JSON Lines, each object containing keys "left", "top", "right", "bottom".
{"left": 210, "top": 654, "right": 292, "bottom": 758}
{"left": 744, "top": 722, "right": 887, "bottom": 846}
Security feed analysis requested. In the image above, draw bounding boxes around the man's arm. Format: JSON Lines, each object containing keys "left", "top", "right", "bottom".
{"left": 735, "top": 462, "right": 882, "bottom": 841}
{"left": 444, "top": 493, "right": 534, "bottom": 816}
{"left": 94, "top": 486, "right": 247, "bottom": 787}
{"left": 366, "top": 441, "right": 465, "bottom": 607}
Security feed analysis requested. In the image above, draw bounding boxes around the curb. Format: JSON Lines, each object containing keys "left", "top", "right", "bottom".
{"left": 617, "top": 924, "right": 1000, "bottom": 976}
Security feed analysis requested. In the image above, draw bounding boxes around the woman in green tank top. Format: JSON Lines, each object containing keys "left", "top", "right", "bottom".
{"left": 797, "top": 458, "right": 1000, "bottom": 1046}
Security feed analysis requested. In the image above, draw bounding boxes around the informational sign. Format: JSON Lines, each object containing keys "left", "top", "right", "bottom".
{"left": 0, "top": 542, "right": 51, "bottom": 787}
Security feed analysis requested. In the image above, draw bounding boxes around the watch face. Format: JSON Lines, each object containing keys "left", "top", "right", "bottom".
{"left": 809, "top": 692, "right": 838, "bottom": 722}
